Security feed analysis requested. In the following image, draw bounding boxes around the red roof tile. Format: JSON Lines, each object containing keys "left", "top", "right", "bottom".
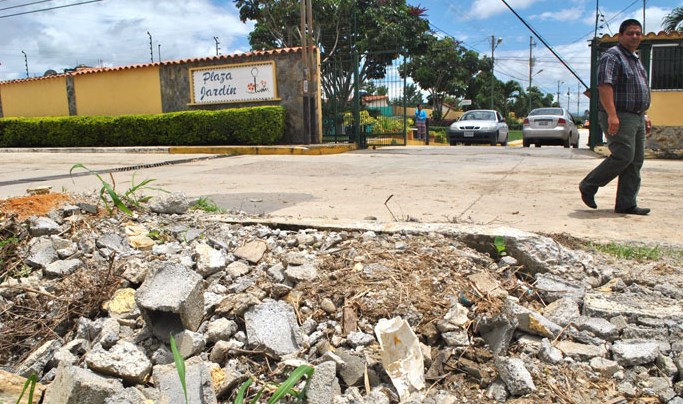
{"left": 1, "top": 47, "right": 306, "bottom": 85}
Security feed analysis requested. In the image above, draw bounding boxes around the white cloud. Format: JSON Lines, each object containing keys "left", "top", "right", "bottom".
{"left": 0, "top": 0, "right": 253, "bottom": 81}
{"left": 530, "top": 7, "right": 585, "bottom": 22}
{"left": 465, "top": 0, "right": 539, "bottom": 20}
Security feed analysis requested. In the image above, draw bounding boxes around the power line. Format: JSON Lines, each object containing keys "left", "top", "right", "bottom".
{"left": 0, "top": 0, "right": 101, "bottom": 19}
{"left": 0, "top": 0, "right": 53, "bottom": 12}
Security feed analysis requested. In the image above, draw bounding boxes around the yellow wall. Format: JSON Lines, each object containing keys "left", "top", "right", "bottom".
{"left": 650, "top": 92, "right": 683, "bottom": 127}
{"left": 74, "top": 66, "right": 162, "bottom": 116}
{"left": 0, "top": 77, "right": 69, "bottom": 117}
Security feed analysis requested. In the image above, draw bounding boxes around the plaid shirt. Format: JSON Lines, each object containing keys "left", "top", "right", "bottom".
{"left": 598, "top": 44, "right": 651, "bottom": 114}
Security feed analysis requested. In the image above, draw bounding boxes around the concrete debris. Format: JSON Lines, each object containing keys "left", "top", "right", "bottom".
{"left": 1, "top": 197, "right": 682, "bottom": 403}
{"left": 244, "top": 299, "right": 303, "bottom": 358}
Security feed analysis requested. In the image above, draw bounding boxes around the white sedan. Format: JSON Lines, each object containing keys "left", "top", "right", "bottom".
{"left": 522, "top": 107, "right": 579, "bottom": 148}
{"left": 448, "top": 110, "right": 509, "bottom": 146}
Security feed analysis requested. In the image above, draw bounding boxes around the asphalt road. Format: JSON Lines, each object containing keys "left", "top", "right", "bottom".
{"left": 1, "top": 132, "right": 681, "bottom": 247}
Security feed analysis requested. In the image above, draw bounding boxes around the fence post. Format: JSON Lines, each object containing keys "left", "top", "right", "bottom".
{"left": 425, "top": 119, "right": 430, "bottom": 145}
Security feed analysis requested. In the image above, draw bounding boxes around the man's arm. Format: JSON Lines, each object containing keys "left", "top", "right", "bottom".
{"left": 598, "top": 83, "right": 619, "bottom": 136}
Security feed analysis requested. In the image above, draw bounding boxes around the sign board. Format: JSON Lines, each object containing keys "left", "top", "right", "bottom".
{"left": 189, "top": 61, "right": 278, "bottom": 104}
{"left": 460, "top": 99, "right": 472, "bottom": 106}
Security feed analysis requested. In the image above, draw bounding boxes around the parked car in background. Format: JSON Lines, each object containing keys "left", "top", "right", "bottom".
{"left": 522, "top": 107, "right": 579, "bottom": 148}
{"left": 448, "top": 109, "right": 508, "bottom": 146}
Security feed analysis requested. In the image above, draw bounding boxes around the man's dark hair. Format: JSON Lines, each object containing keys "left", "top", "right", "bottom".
{"left": 619, "top": 19, "right": 642, "bottom": 34}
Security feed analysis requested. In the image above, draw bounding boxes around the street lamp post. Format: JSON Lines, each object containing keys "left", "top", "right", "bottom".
{"left": 490, "top": 35, "right": 502, "bottom": 110}
{"left": 529, "top": 69, "right": 543, "bottom": 112}
{"left": 557, "top": 80, "right": 565, "bottom": 107}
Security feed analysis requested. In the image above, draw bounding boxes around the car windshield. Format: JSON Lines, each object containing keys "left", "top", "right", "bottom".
{"left": 529, "top": 108, "right": 563, "bottom": 116}
{"left": 461, "top": 111, "right": 495, "bottom": 121}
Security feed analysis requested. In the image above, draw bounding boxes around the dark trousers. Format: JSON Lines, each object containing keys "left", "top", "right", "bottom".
{"left": 580, "top": 111, "right": 645, "bottom": 210}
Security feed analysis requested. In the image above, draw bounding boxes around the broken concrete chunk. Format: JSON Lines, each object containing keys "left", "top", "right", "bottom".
{"left": 244, "top": 299, "right": 303, "bottom": 358}
{"left": 44, "top": 258, "right": 83, "bottom": 278}
{"left": 0, "top": 369, "right": 47, "bottom": 404}
{"left": 589, "top": 357, "right": 621, "bottom": 377}
{"left": 25, "top": 237, "right": 58, "bottom": 269}
{"left": 173, "top": 330, "right": 206, "bottom": 359}
{"left": 234, "top": 240, "right": 267, "bottom": 264}
{"left": 477, "top": 314, "right": 517, "bottom": 356}
{"left": 574, "top": 316, "right": 619, "bottom": 341}
{"left": 285, "top": 262, "right": 318, "bottom": 282}
{"left": 43, "top": 363, "right": 124, "bottom": 404}
{"left": 533, "top": 273, "right": 586, "bottom": 303}
{"left": 85, "top": 341, "right": 152, "bottom": 384}
{"left": 149, "top": 193, "right": 191, "bottom": 215}
{"left": 135, "top": 263, "right": 205, "bottom": 341}
{"left": 555, "top": 340, "right": 608, "bottom": 361}
{"left": 154, "top": 356, "right": 217, "bottom": 404}
{"left": 29, "top": 217, "right": 61, "bottom": 237}
{"left": 306, "top": 361, "right": 341, "bottom": 404}
{"left": 468, "top": 272, "right": 507, "bottom": 298}
{"left": 507, "top": 300, "right": 562, "bottom": 339}
{"left": 542, "top": 297, "right": 580, "bottom": 327}
{"left": 538, "top": 338, "right": 563, "bottom": 364}
{"left": 16, "top": 339, "right": 62, "bottom": 379}
{"left": 583, "top": 291, "right": 683, "bottom": 323}
{"left": 611, "top": 340, "right": 660, "bottom": 367}
{"left": 495, "top": 356, "right": 536, "bottom": 396}
{"left": 195, "top": 243, "right": 228, "bottom": 277}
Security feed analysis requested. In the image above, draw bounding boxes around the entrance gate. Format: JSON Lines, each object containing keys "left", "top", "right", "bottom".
{"left": 321, "top": 54, "right": 409, "bottom": 148}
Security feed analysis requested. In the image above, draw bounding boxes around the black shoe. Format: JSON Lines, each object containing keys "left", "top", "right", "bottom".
{"left": 579, "top": 185, "right": 597, "bottom": 209}
{"left": 615, "top": 206, "right": 650, "bottom": 215}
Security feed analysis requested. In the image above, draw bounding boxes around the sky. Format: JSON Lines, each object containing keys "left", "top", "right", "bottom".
{"left": 0, "top": 0, "right": 680, "bottom": 116}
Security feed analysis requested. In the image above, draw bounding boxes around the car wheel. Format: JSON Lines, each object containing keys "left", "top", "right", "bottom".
{"left": 563, "top": 137, "right": 570, "bottom": 148}
{"left": 572, "top": 132, "right": 579, "bottom": 148}
{"left": 490, "top": 132, "right": 498, "bottom": 146}
{"left": 523, "top": 139, "right": 530, "bottom": 147}
{"left": 500, "top": 133, "right": 508, "bottom": 146}
{"left": 535, "top": 143, "right": 541, "bottom": 148}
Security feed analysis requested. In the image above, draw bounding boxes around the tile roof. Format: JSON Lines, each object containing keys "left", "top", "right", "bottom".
{"left": 1, "top": 47, "right": 305, "bottom": 85}
{"left": 599, "top": 30, "right": 683, "bottom": 42}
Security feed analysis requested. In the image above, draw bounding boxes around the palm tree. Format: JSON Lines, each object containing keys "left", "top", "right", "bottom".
{"left": 662, "top": 6, "right": 683, "bottom": 33}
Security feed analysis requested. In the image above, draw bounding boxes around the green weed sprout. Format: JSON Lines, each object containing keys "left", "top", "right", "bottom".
{"left": 69, "top": 164, "right": 166, "bottom": 216}
{"left": 235, "top": 364, "right": 314, "bottom": 404}
{"left": 169, "top": 334, "right": 188, "bottom": 404}
{"left": 14, "top": 372, "right": 38, "bottom": 404}
{"left": 494, "top": 236, "right": 507, "bottom": 257}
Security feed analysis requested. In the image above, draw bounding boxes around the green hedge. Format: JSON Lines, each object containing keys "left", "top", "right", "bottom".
{"left": 0, "top": 106, "right": 285, "bottom": 147}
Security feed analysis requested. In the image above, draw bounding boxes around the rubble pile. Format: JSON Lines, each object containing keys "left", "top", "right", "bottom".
{"left": 1, "top": 193, "right": 682, "bottom": 403}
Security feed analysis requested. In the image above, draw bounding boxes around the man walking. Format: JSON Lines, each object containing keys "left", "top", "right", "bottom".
{"left": 579, "top": 19, "right": 652, "bottom": 215}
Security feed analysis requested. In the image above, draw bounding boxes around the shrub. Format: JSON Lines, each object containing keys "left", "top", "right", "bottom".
{"left": 0, "top": 107, "right": 285, "bottom": 147}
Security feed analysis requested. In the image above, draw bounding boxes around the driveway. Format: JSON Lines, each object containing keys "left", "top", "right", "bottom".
{"left": 0, "top": 137, "right": 681, "bottom": 247}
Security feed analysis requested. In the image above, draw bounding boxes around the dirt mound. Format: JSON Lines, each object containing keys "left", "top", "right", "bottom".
{"left": 0, "top": 193, "right": 73, "bottom": 221}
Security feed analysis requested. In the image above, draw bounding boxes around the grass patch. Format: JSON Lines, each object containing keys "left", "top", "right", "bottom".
{"left": 191, "top": 197, "right": 224, "bottom": 213}
{"left": 586, "top": 241, "right": 663, "bottom": 261}
{"left": 509, "top": 130, "right": 522, "bottom": 142}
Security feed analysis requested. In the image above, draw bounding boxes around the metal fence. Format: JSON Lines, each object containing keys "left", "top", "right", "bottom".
{"left": 321, "top": 54, "right": 409, "bottom": 147}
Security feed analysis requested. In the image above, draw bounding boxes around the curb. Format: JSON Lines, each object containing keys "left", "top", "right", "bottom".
{"left": 0, "top": 144, "right": 359, "bottom": 156}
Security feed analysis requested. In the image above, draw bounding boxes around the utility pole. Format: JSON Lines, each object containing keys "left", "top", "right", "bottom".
{"left": 557, "top": 80, "right": 564, "bottom": 107}
{"left": 213, "top": 36, "right": 221, "bottom": 56}
{"left": 643, "top": 0, "right": 646, "bottom": 33}
{"left": 577, "top": 82, "right": 580, "bottom": 117}
{"left": 147, "top": 31, "right": 153, "bottom": 63}
{"left": 566, "top": 88, "right": 570, "bottom": 111}
{"left": 21, "top": 50, "right": 28, "bottom": 77}
{"left": 490, "top": 35, "right": 502, "bottom": 110}
{"left": 158, "top": 44, "right": 161, "bottom": 62}
{"left": 528, "top": 36, "right": 537, "bottom": 91}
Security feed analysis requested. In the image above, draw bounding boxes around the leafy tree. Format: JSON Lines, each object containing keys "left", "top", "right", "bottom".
{"left": 233, "top": 0, "right": 431, "bottom": 113}
{"left": 401, "top": 36, "right": 487, "bottom": 120}
{"left": 662, "top": 6, "right": 683, "bottom": 33}
{"left": 390, "top": 83, "right": 423, "bottom": 106}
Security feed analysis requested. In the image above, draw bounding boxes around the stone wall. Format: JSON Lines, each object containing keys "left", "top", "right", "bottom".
{"left": 647, "top": 126, "right": 683, "bottom": 159}
{"left": 159, "top": 49, "right": 319, "bottom": 144}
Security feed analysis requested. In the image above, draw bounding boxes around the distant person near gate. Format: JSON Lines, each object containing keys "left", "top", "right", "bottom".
{"left": 415, "top": 104, "right": 427, "bottom": 140}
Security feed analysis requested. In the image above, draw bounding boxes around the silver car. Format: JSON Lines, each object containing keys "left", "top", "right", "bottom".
{"left": 522, "top": 107, "right": 579, "bottom": 148}
{"left": 448, "top": 109, "right": 509, "bottom": 146}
